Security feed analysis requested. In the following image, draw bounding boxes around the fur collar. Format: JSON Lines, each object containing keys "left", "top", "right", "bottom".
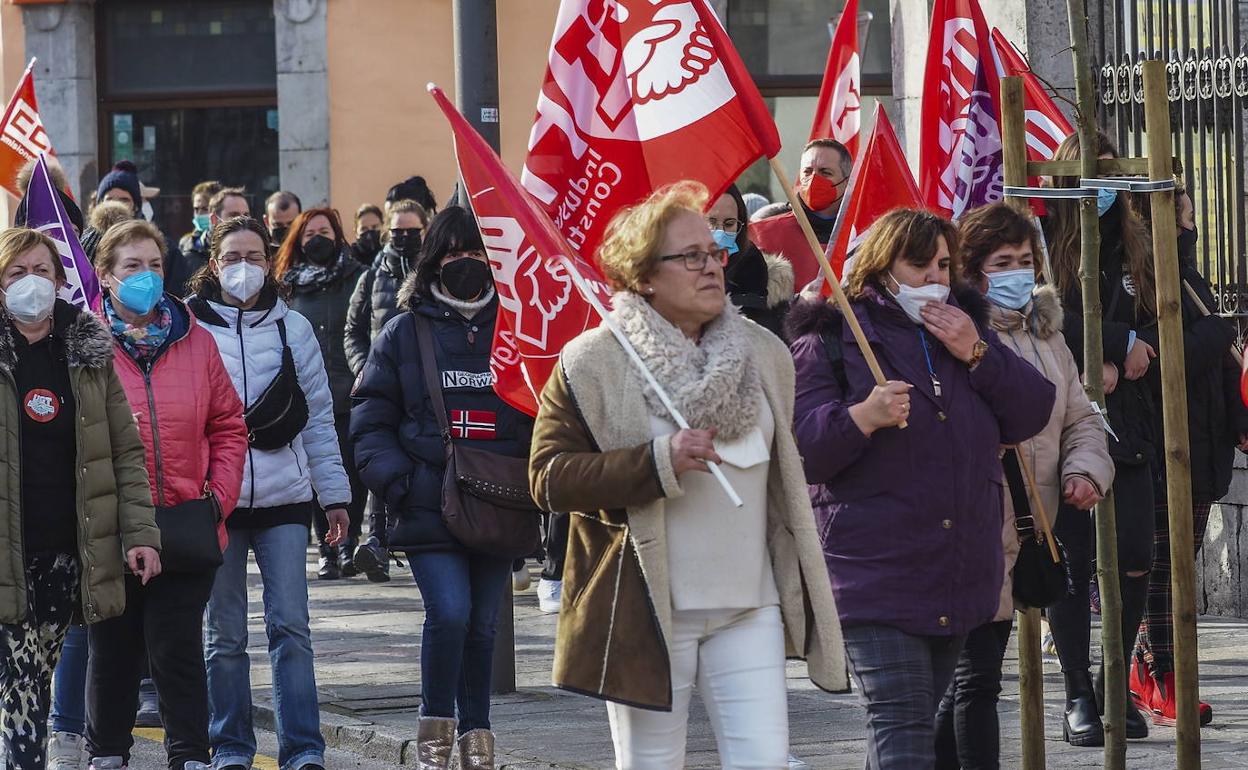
{"left": 610, "top": 291, "right": 760, "bottom": 441}
{"left": 987, "top": 285, "right": 1064, "bottom": 340}
{"left": 398, "top": 270, "right": 424, "bottom": 310}
{"left": 762, "top": 253, "right": 795, "bottom": 308}
{"left": 0, "top": 300, "right": 114, "bottom": 374}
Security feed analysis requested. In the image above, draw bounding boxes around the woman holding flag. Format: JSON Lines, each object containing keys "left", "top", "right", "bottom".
{"left": 0, "top": 227, "right": 161, "bottom": 770}
{"left": 786, "top": 208, "right": 1054, "bottom": 768}
{"left": 529, "top": 182, "right": 846, "bottom": 769}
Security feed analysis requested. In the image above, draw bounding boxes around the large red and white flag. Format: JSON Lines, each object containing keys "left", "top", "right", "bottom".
{"left": 988, "top": 28, "right": 1073, "bottom": 161}
{"left": 429, "top": 85, "right": 612, "bottom": 417}
{"left": 821, "top": 105, "right": 923, "bottom": 293}
{"left": 919, "top": 0, "right": 1002, "bottom": 220}
{"left": 521, "top": 0, "right": 781, "bottom": 261}
{"left": 0, "top": 60, "right": 54, "bottom": 198}
{"left": 809, "top": 0, "right": 862, "bottom": 156}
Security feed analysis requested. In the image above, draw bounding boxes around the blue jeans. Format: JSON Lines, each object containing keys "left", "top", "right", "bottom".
{"left": 51, "top": 623, "right": 87, "bottom": 735}
{"left": 406, "top": 550, "right": 511, "bottom": 732}
{"left": 204, "top": 524, "right": 324, "bottom": 770}
{"left": 842, "top": 624, "right": 966, "bottom": 770}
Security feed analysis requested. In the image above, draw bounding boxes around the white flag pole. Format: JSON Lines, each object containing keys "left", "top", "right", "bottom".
{"left": 557, "top": 254, "right": 744, "bottom": 508}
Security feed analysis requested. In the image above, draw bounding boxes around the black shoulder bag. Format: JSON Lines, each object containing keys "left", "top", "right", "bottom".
{"left": 1003, "top": 449, "right": 1072, "bottom": 608}
{"left": 412, "top": 315, "right": 540, "bottom": 559}
{"left": 155, "top": 486, "right": 225, "bottom": 572}
{"left": 244, "top": 318, "right": 310, "bottom": 450}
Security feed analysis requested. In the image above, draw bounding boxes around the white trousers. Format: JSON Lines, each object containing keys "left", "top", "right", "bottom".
{"left": 606, "top": 604, "right": 789, "bottom": 770}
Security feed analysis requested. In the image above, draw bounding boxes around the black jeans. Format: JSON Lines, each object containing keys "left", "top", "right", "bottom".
{"left": 86, "top": 569, "right": 217, "bottom": 770}
{"left": 314, "top": 412, "right": 366, "bottom": 544}
{"left": 541, "top": 512, "right": 569, "bottom": 581}
{"left": 934, "top": 619, "right": 1014, "bottom": 770}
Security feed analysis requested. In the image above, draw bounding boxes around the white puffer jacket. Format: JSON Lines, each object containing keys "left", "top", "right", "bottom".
{"left": 191, "top": 291, "right": 351, "bottom": 511}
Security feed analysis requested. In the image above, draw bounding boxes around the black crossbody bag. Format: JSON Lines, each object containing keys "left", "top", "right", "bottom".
{"left": 244, "top": 318, "right": 309, "bottom": 450}
{"left": 1003, "top": 449, "right": 1072, "bottom": 608}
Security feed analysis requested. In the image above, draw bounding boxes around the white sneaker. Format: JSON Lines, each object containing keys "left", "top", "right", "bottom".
{"left": 183, "top": 762, "right": 211, "bottom": 770}
{"left": 788, "top": 755, "right": 809, "bottom": 769}
{"left": 537, "top": 578, "right": 562, "bottom": 614}
{"left": 47, "top": 731, "right": 85, "bottom": 770}
{"left": 87, "top": 756, "right": 126, "bottom": 770}
{"left": 512, "top": 564, "right": 532, "bottom": 592}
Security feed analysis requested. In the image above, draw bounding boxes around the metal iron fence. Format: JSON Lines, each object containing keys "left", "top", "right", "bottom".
{"left": 1096, "top": 0, "right": 1248, "bottom": 316}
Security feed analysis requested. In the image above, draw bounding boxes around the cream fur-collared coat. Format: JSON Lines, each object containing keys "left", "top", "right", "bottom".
{"left": 529, "top": 313, "right": 848, "bottom": 711}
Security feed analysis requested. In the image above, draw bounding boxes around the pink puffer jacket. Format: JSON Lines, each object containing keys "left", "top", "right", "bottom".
{"left": 110, "top": 298, "right": 248, "bottom": 552}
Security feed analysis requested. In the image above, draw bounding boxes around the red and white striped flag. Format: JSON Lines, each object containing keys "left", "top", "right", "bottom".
{"left": 810, "top": 0, "right": 862, "bottom": 156}
{"left": 0, "top": 59, "right": 55, "bottom": 198}
{"left": 988, "top": 28, "right": 1073, "bottom": 161}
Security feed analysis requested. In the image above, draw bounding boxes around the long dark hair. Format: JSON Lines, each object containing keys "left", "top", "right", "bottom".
{"left": 186, "top": 216, "right": 286, "bottom": 299}
{"left": 1046, "top": 132, "right": 1155, "bottom": 315}
{"left": 722, "top": 183, "right": 752, "bottom": 253}
{"left": 272, "top": 207, "right": 348, "bottom": 280}
{"left": 414, "top": 206, "right": 485, "bottom": 296}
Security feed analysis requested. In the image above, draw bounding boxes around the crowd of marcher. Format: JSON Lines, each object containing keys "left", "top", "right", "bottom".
{"left": 0, "top": 134, "right": 1241, "bottom": 770}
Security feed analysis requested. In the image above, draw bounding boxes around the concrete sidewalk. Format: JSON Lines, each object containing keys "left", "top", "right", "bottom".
{"left": 237, "top": 551, "right": 1248, "bottom": 768}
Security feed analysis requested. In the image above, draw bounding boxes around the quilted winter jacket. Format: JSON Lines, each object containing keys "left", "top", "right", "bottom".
{"left": 188, "top": 287, "right": 351, "bottom": 514}
{"left": 0, "top": 300, "right": 160, "bottom": 625}
{"left": 285, "top": 250, "right": 363, "bottom": 415}
{"left": 110, "top": 297, "right": 248, "bottom": 552}
{"left": 344, "top": 246, "right": 412, "bottom": 376}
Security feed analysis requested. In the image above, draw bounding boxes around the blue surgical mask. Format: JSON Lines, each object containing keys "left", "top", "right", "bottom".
{"left": 193, "top": 214, "right": 212, "bottom": 233}
{"left": 711, "top": 228, "right": 739, "bottom": 256}
{"left": 1096, "top": 187, "right": 1118, "bottom": 217}
{"left": 113, "top": 271, "right": 164, "bottom": 315}
{"left": 985, "top": 268, "right": 1036, "bottom": 311}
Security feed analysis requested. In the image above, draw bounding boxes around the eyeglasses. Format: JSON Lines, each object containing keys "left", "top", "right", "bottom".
{"left": 218, "top": 252, "right": 268, "bottom": 266}
{"left": 658, "top": 248, "right": 729, "bottom": 271}
{"left": 706, "top": 216, "right": 741, "bottom": 233}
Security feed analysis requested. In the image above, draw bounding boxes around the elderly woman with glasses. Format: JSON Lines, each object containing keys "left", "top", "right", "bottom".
{"left": 529, "top": 182, "right": 846, "bottom": 769}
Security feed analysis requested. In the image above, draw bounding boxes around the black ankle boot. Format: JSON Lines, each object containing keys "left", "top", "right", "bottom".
{"left": 354, "top": 537, "right": 392, "bottom": 583}
{"left": 1093, "top": 664, "right": 1149, "bottom": 739}
{"left": 1063, "top": 670, "right": 1105, "bottom": 747}
{"left": 339, "top": 537, "right": 359, "bottom": 577}
{"left": 317, "top": 544, "right": 341, "bottom": 580}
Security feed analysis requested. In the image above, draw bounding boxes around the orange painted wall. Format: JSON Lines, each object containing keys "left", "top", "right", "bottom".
{"left": 325, "top": 0, "right": 558, "bottom": 217}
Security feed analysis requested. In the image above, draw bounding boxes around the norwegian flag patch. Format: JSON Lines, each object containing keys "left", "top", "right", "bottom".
{"left": 450, "top": 409, "right": 497, "bottom": 440}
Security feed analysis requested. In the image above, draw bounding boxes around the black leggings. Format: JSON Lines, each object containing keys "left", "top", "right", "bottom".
{"left": 1048, "top": 462, "right": 1154, "bottom": 675}
{"left": 934, "top": 619, "right": 1014, "bottom": 770}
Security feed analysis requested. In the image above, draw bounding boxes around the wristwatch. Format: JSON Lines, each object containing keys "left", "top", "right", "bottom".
{"left": 967, "top": 339, "right": 989, "bottom": 370}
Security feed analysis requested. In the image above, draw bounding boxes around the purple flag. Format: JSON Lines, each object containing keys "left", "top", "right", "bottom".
{"left": 25, "top": 154, "right": 100, "bottom": 311}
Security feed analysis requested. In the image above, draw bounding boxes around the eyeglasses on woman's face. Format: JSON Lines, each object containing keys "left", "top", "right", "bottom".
{"left": 218, "top": 251, "right": 268, "bottom": 266}
{"left": 658, "top": 248, "right": 729, "bottom": 271}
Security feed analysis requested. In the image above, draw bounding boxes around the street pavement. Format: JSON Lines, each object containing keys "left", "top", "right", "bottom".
{"left": 217, "top": 550, "right": 1248, "bottom": 769}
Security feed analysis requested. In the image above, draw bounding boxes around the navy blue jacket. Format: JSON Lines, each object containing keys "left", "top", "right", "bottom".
{"left": 349, "top": 278, "right": 533, "bottom": 552}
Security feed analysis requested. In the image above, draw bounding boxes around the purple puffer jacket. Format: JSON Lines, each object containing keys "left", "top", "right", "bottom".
{"left": 787, "top": 286, "right": 1055, "bottom": 638}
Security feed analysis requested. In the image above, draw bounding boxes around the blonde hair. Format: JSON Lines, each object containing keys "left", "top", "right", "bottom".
{"left": 384, "top": 198, "right": 430, "bottom": 236}
{"left": 94, "top": 220, "right": 167, "bottom": 276}
{"left": 88, "top": 200, "right": 134, "bottom": 235}
{"left": 596, "top": 181, "right": 709, "bottom": 291}
{"left": 0, "top": 228, "right": 64, "bottom": 282}
{"left": 846, "top": 208, "right": 961, "bottom": 299}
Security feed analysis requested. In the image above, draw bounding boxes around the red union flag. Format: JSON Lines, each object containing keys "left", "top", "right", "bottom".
{"left": 0, "top": 60, "right": 54, "bottom": 198}
{"left": 820, "top": 105, "right": 922, "bottom": 294}
{"left": 919, "top": 0, "right": 1003, "bottom": 219}
{"left": 810, "top": 0, "right": 861, "bottom": 156}
{"left": 988, "top": 28, "right": 1073, "bottom": 161}
{"left": 521, "top": 0, "right": 781, "bottom": 261}
{"left": 428, "top": 85, "right": 612, "bottom": 417}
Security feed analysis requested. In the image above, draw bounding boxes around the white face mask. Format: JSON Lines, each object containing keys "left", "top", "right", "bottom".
{"left": 887, "top": 273, "right": 949, "bottom": 325}
{"left": 2, "top": 274, "right": 56, "bottom": 324}
{"left": 219, "top": 262, "right": 266, "bottom": 303}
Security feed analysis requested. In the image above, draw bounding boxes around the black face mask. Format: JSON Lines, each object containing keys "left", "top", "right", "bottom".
{"left": 270, "top": 225, "right": 289, "bottom": 248}
{"left": 1178, "top": 226, "right": 1198, "bottom": 262}
{"left": 439, "top": 257, "right": 491, "bottom": 300}
{"left": 303, "top": 234, "right": 337, "bottom": 266}
{"left": 390, "top": 228, "right": 423, "bottom": 261}
{"left": 353, "top": 229, "right": 382, "bottom": 264}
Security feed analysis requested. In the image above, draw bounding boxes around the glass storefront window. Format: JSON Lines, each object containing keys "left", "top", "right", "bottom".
{"left": 729, "top": 0, "right": 893, "bottom": 79}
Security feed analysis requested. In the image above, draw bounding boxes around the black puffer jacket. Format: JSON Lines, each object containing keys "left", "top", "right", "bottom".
{"left": 1137, "top": 254, "right": 1248, "bottom": 501}
{"left": 349, "top": 273, "right": 534, "bottom": 552}
{"left": 284, "top": 250, "right": 363, "bottom": 415}
{"left": 344, "top": 245, "right": 412, "bottom": 376}
{"left": 726, "top": 246, "right": 794, "bottom": 337}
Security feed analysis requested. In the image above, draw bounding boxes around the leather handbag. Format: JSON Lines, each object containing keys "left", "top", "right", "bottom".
{"left": 154, "top": 491, "right": 224, "bottom": 572}
{"left": 1003, "top": 449, "right": 1071, "bottom": 609}
{"left": 413, "top": 315, "right": 541, "bottom": 559}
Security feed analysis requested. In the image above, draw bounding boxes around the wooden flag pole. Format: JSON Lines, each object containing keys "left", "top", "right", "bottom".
{"left": 766, "top": 158, "right": 905, "bottom": 428}
{"left": 1142, "top": 58, "right": 1202, "bottom": 768}
{"left": 1066, "top": 3, "right": 1127, "bottom": 765}
{"left": 999, "top": 74, "right": 1047, "bottom": 770}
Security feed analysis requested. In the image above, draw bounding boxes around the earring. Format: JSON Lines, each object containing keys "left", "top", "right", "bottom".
{"left": 646, "top": 287, "right": 655, "bottom": 294}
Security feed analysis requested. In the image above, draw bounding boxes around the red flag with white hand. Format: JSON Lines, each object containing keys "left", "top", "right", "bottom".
{"left": 820, "top": 105, "right": 922, "bottom": 294}
{"left": 521, "top": 0, "right": 781, "bottom": 261}
{"left": 428, "top": 85, "right": 612, "bottom": 417}
{"left": 0, "top": 59, "right": 55, "bottom": 198}
{"left": 809, "top": 0, "right": 861, "bottom": 156}
{"left": 988, "top": 28, "right": 1073, "bottom": 161}
{"left": 918, "top": 0, "right": 1002, "bottom": 220}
